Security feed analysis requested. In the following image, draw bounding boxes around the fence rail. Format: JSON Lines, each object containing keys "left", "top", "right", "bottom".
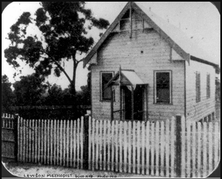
{"left": 1, "top": 113, "right": 220, "bottom": 177}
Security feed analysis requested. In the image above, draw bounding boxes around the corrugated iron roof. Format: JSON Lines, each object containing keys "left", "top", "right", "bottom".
{"left": 122, "top": 70, "right": 145, "bottom": 86}
{"left": 106, "top": 70, "right": 147, "bottom": 89}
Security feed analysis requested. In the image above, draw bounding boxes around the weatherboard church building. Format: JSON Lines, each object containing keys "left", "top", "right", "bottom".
{"left": 83, "top": 2, "right": 219, "bottom": 122}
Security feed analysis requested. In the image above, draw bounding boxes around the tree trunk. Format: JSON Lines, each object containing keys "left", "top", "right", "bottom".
{"left": 71, "top": 56, "right": 78, "bottom": 119}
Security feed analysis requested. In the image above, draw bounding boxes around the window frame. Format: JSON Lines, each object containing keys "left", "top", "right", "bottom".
{"left": 196, "top": 71, "right": 201, "bottom": 103}
{"left": 206, "top": 73, "right": 210, "bottom": 99}
{"left": 154, "top": 70, "right": 172, "bottom": 104}
{"left": 100, "top": 71, "right": 114, "bottom": 101}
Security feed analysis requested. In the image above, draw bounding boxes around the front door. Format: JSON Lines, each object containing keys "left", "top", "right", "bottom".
{"left": 134, "top": 85, "right": 143, "bottom": 121}
{"left": 123, "top": 85, "right": 144, "bottom": 120}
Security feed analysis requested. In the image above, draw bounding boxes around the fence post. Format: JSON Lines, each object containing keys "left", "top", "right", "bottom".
{"left": 14, "top": 114, "right": 19, "bottom": 162}
{"left": 175, "top": 115, "right": 182, "bottom": 177}
{"left": 83, "top": 115, "right": 89, "bottom": 169}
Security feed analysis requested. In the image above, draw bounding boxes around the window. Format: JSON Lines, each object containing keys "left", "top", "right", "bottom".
{"left": 206, "top": 74, "right": 210, "bottom": 98}
{"left": 196, "top": 72, "right": 201, "bottom": 102}
{"left": 154, "top": 71, "right": 172, "bottom": 104}
{"left": 101, "top": 72, "right": 113, "bottom": 101}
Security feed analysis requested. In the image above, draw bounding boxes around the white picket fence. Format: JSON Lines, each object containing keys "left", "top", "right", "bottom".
{"left": 88, "top": 117, "right": 176, "bottom": 176}
{"left": 2, "top": 113, "right": 15, "bottom": 129}
{"left": 181, "top": 120, "right": 220, "bottom": 177}
{"left": 17, "top": 117, "right": 84, "bottom": 168}
{"left": 1, "top": 113, "right": 220, "bottom": 177}
{"left": 88, "top": 116, "right": 220, "bottom": 177}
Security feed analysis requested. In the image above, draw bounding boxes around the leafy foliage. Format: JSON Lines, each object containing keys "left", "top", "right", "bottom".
{"left": 13, "top": 74, "right": 47, "bottom": 106}
{"left": 2, "top": 75, "right": 15, "bottom": 113}
{"left": 4, "top": 2, "right": 109, "bottom": 99}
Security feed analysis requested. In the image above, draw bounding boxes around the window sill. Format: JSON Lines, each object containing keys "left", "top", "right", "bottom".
{"left": 100, "top": 100, "right": 112, "bottom": 102}
{"left": 154, "top": 102, "right": 173, "bottom": 105}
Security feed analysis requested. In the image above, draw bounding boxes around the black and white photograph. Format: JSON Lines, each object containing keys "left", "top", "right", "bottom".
{"left": 2, "top": 2, "right": 220, "bottom": 178}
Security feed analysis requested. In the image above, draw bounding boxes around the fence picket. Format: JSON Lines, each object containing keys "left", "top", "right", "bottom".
{"left": 203, "top": 122, "right": 207, "bottom": 177}
{"left": 28, "top": 120, "right": 31, "bottom": 163}
{"left": 128, "top": 121, "right": 132, "bottom": 173}
{"left": 132, "top": 121, "right": 136, "bottom": 174}
{"left": 99, "top": 119, "right": 103, "bottom": 170}
{"left": 111, "top": 120, "right": 115, "bottom": 171}
{"left": 59, "top": 120, "right": 62, "bottom": 166}
{"left": 37, "top": 119, "right": 40, "bottom": 164}
{"left": 187, "top": 122, "right": 191, "bottom": 177}
{"left": 44, "top": 120, "right": 47, "bottom": 164}
{"left": 81, "top": 117, "right": 84, "bottom": 169}
{"left": 92, "top": 118, "right": 95, "bottom": 171}
{"left": 213, "top": 122, "right": 218, "bottom": 169}
{"left": 95, "top": 120, "right": 99, "bottom": 170}
{"left": 107, "top": 120, "right": 111, "bottom": 171}
{"left": 33, "top": 119, "right": 36, "bottom": 164}
{"left": 26, "top": 119, "right": 29, "bottom": 163}
{"left": 137, "top": 121, "right": 141, "bottom": 174}
{"left": 208, "top": 122, "right": 213, "bottom": 174}
{"left": 141, "top": 122, "right": 145, "bottom": 174}
{"left": 56, "top": 120, "right": 59, "bottom": 166}
{"left": 156, "top": 121, "right": 160, "bottom": 176}
{"left": 63, "top": 120, "right": 66, "bottom": 166}
{"left": 73, "top": 119, "right": 76, "bottom": 168}
{"left": 103, "top": 120, "right": 107, "bottom": 171}
{"left": 46, "top": 120, "right": 49, "bottom": 165}
{"left": 66, "top": 120, "right": 69, "bottom": 167}
{"left": 88, "top": 117, "right": 91, "bottom": 170}
{"left": 124, "top": 121, "right": 127, "bottom": 173}
{"left": 181, "top": 118, "right": 186, "bottom": 177}
{"left": 196, "top": 122, "right": 201, "bottom": 177}
{"left": 77, "top": 118, "right": 80, "bottom": 169}
{"left": 32, "top": 120, "right": 35, "bottom": 163}
{"left": 151, "top": 122, "right": 154, "bottom": 176}
{"left": 216, "top": 123, "right": 220, "bottom": 165}
{"left": 20, "top": 118, "right": 23, "bottom": 162}
{"left": 50, "top": 120, "right": 52, "bottom": 165}
{"left": 21, "top": 118, "right": 24, "bottom": 162}
{"left": 160, "top": 121, "right": 164, "bottom": 176}
{"left": 53, "top": 120, "right": 56, "bottom": 165}
{"left": 165, "top": 120, "right": 169, "bottom": 177}
{"left": 119, "top": 121, "right": 122, "bottom": 173}
{"left": 192, "top": 122, "right": 197, "bottom": 177}
{"left": 171, "top": 118, "right": 175, "bottom": 177}
{"left": 146, "top": 121, "right": 150, "bottom": 175}
{"left": 115, "top": 120, "right": 119, "bottom": 172}
{"left": 70, "top": 120, "right": 73, "bottom": 167}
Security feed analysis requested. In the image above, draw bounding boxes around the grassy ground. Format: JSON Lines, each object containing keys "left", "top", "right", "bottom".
{"left": 3, "top": 161, "right": 152, "bottom": 178}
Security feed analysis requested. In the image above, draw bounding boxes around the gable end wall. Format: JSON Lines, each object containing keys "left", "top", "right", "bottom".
{"left": 91, "top": 27, "right": 185, "bottom": 121}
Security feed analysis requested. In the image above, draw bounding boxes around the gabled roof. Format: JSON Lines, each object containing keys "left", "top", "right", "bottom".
{"left": 83, "top": 2, "right": 218, "bottom": 68}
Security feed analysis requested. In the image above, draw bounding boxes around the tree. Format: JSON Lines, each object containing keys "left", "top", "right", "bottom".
{"left": 2, "top": 75, "right": 15, "bottom": 113}
{"left": 13, "top": 74, "right": 47, "bottom": 106}
{"left": 4, "top": 2, "right": 109, "bottom": 111}
{"left": 43, "top": 84, "right": 67, "bottom": 105}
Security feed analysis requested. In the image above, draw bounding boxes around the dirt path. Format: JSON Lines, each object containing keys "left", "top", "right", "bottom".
{"left": 3, "top": 161, "right": 152, "bottom": 178}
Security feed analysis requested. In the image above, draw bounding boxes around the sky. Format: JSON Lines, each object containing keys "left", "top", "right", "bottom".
{"left": 2, "top": 2, "right": 220, "bottom": 90}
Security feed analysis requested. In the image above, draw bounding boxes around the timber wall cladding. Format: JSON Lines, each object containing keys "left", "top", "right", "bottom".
{"left": 186, "top": 60, "right": 216, "bottom": 122}
{"left": 91, "top": 28, "right": 185, "bottom": 120}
